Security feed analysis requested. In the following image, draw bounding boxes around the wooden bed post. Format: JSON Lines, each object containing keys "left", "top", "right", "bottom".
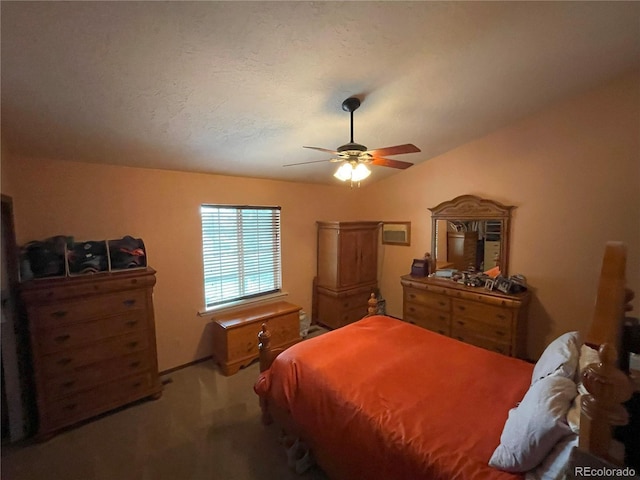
{"left": 579, "top": 343, "right": 633, "bottom": 462}
{"left": 367, "top": 293, "right": 378, "bottom": 316}
{"left": 579, "top": 242, "right": 635, "bottom": 463}
{"left": 257, "top": 323, "right": 274, "bottom": 425}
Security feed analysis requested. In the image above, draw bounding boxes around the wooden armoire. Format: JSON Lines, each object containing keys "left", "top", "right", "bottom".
{"left": 314, "top": 221, "right": 380, "bottom": 329}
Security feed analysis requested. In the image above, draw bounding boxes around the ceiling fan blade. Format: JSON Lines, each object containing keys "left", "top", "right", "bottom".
{"left": 371, "top": 157, "right": 413, "bottom": 170}
{"left": 303, "top": 146, "right": 339, "bottom": 155}
{"left": 366, "top": 144, "right": 421, "bottom": 157}
{"left": 283, "top": 158, "right": 334, "bottom": 167}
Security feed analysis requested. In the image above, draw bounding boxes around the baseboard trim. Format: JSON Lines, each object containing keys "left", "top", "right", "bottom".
{"left": 159, "top": 355, "right": 213, "bottom": 376}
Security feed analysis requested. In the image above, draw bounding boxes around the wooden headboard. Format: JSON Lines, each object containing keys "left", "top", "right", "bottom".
{"left": 580, "top": 241, "right": 635, "bottom": 463}
{"left": 585, "top": 241, "right": 632, "bottom": 349}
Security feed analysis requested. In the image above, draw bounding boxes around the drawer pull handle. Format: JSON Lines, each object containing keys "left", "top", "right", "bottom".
{"left": 439, "top": 316, "right": 447, "bottom": 321}
{"left": 129, "top": 361, "right": 141, "bottom": 368}
{"left": 409, "top": 307, "right": 415, "bottom": 313}
{"left": 497, "top": 314, "right": 506, "bottom": 320}
{"left": 495, "top": 330, "right": 506, "bottom": 337}
{"left": 62, "top": 380, "right": 75, "bottom": 388}
{"left": 125, "top": 320, "right": 139, "bottom": 326}
{"left": 457, "top": 306, "right": 466, "bottom": 311}
{"left": 438, "top": 301, "right": 446, "bottom": 306}
{"left": 132, "top": 381, "right": 142, "bottom": 388}
{"left": 127, "top": 341, "right": 139, "bottom": 348}
{"left": 123, "top": 299, "right": 137, "bottom": 307}
{"left": 55, "top": 334, "right": 71, "bottom": 343}
{"left": 51, "top": 310, "right": 67, "bottom": 318}
{"left": 409, "top": 294, "right": 416, "bottom": 299}
{"left": 63, "top": 403, "right": 78, "bottom": 411}
{"left": 57, "top": 358, "right": 72, "bottom": 366}
{"left": 456, "top": 320, "right": 465, "bottom": 326}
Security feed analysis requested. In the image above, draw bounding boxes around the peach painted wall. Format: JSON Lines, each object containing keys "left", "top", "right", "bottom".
{"left": 0, "top": 159, "right": 363, "bottom": 371}
{"left": 2, "top": 71, "right": 638, "bottom": 366}
{"left": 360, "top": 71, "right": 640, "bottom": 358}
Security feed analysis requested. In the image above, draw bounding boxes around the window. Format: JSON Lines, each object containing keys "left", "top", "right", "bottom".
{"left": 200, "top": 205, "right": 282, "bottom": 309}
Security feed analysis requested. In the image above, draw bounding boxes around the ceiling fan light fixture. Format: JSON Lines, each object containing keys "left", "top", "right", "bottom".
{"left": 352, "top": 162, "right": 371, "bottom": 182}
{"left": 333, "top": 162, "right": 371, "bottom": 183}
{"left": 333, "top": 163, "right": 354, "bottom": 181}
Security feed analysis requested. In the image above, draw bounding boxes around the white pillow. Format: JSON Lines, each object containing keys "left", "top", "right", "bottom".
{"left": 531, "top": 331, "right": 580, "bottom": 385}
{"left": 566, "top": 344, "right": 600, "bottom": 433}
{"left": 525, "top": 435, "right": 578, "bottom": 480}
{"left": 576, "top": 343, "right": 600, "bottom": 381}
{"left": 489, "top": 372, "right": 577, "bottom": 473}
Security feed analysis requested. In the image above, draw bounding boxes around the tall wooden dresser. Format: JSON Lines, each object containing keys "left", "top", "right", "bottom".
{"left": 401, "top": 274, "right": 530, "bottom": 358}
{"left": 314, "top": 221, "right": 380, "bottom": 329}
{"left": 20, "top": 267, "right": 162, "bottom": 439}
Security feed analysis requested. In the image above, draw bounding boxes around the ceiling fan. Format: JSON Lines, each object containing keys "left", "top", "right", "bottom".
{"left": 283, "top": 97, "right": 421, "bottom": 184}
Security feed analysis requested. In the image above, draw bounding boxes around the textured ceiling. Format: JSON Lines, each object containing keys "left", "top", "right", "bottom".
{"left": 2, "top": 1, "right": 639, "bottom": 185}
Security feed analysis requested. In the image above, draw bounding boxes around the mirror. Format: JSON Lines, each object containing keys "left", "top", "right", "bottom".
{"left": 429, "top": 195, "right": 514, "bottom": 275}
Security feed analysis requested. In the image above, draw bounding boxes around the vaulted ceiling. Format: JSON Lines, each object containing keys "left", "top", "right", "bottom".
{"left": 2, "top": 1, "right": 639, "bottom": 185}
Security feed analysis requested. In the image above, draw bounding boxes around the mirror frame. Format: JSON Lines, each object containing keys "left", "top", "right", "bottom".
{"left": 429, "top": 195, "right": 515, "bottom": 275}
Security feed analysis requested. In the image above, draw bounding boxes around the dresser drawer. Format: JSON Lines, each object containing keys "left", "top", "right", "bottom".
{"left": 451, "top": 330, "right": 511, "bottom": 356}
{"left": 404, "top": 304, "right": 450, "bottom": 336}
{"left": 32, "top": 290, "right": 147, "bottom": 329}
{"left": 407, "top": 315, "right": 450, "bottom": 336}
{"left": 316, "top": 290, "right": 371, "bottom": 329}
{"left": 43, "top": 350, "right": 152, "bottom": 401}
{"left": 45, "top": 372, "right": 155, "bottom": 427}
{"left": 404, "top": 288, "right": 450, "bottom": 312}
{"left": 42, "top": 332, "right": 149, "bottom": 378}
{"left": 451, "top": 316, "right": 511, "bottom": 342}
{"left": 451, "top": 299, "right": 513, "bottom": 326}
{"left": 37, "top": 311, "right": 147, "bottom": 354}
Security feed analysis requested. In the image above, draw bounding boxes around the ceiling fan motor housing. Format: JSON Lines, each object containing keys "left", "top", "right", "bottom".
{"left": 337, "top": 142, "right": 368, "bottom": 154}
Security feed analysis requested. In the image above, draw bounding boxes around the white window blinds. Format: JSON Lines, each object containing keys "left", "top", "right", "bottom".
{"left": 200, "top": 205, "right": 282, "bottom": 308}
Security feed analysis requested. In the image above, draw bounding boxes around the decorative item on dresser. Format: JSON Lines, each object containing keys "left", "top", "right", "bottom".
{"left": 313, "top": 221, "right": 380, "bottom": 329}
{"left": 401, "top": 274, "right": 529, "bottom": 358}
{"left": 211, "top": 301, "right": 302, "bottom": 376}
{"left": 20, "top": 267, "right": 162, "bottom": 440}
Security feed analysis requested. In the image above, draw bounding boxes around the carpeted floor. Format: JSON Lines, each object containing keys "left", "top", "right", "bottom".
{"left": 1, "top": 327, "right": 330, "bottom": 480}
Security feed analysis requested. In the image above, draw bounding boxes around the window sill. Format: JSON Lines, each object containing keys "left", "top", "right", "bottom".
{"left": 197, "top": 291, "right": 289, "bottom": 318}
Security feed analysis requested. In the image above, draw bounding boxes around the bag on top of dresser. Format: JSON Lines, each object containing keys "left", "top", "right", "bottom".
{"left": 67, "top": 240, "right": 109, "bottom": 275}
{"left": 20, "top": 235, "right": 68, "bottom": 280}
{"left": 108, "top": 236, "right": 147, "bottom": 270}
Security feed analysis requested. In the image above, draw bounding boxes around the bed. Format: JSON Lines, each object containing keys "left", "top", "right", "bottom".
{"left": 254, "top": 242, "right": 635, "bottom": 479}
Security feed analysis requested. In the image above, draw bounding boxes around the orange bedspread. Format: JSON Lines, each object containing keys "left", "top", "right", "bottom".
{"left": 255, "top": 315, "right": 534, "bottom": 480}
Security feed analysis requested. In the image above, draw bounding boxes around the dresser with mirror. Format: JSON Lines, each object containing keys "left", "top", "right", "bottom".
{"left": 401, "top": 195, "right": 530, "bottom": 358}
